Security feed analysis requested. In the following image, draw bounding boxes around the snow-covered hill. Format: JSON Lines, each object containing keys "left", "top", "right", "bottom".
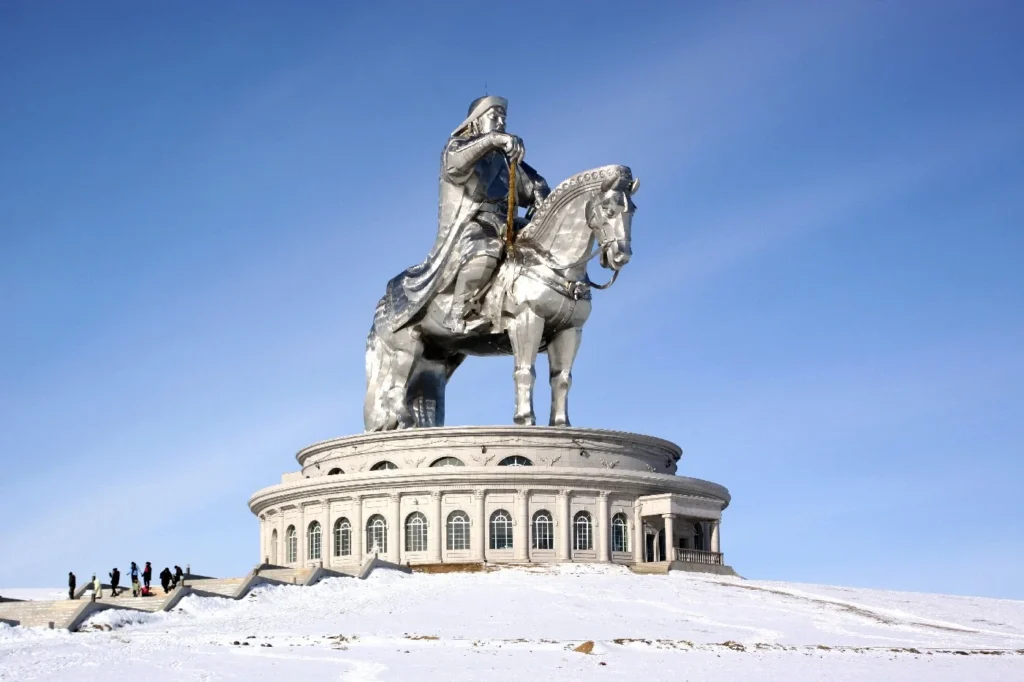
{"left": 2, "top": 565, "right": 1022, "bottom": 680}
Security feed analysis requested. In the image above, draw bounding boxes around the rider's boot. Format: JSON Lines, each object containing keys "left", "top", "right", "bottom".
{"left": 445, "top": 254, "right": 498, "bottom": 333}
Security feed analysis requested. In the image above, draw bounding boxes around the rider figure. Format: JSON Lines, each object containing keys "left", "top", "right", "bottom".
{"left": 440, "top": 96, "right": 550, "bottom": 332}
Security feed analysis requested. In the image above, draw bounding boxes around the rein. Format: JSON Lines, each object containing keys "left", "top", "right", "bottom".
{"left": 514, "top": 238, "right": 621, "bottom": 292}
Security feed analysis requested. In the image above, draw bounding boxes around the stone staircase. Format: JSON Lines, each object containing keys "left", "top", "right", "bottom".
{"left": 0, "top": 598, "right": 98, "bottom": 630}
{"left": 0, "top": 561, "right": 405, "bottom": 632}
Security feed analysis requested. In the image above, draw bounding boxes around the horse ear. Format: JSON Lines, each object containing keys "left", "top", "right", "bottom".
{"left": 629, "top": 177, "right": 640, "bottom": 195}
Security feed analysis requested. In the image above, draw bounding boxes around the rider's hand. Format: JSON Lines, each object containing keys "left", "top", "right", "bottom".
{"left": 496, "top": 133, "right": 525, "bottom": 162}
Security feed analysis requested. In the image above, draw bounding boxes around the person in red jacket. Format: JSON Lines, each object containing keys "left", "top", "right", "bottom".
{"left": 142, "top": 562, "right": 152, "bottom": 589}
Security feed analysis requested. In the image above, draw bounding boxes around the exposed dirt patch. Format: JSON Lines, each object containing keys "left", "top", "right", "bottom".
{"left": 574, "top": 641, "right": 595, "bottom": 654}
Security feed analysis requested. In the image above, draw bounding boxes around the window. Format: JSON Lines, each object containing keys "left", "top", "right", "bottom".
{"left": 611, "top": 513, "right": 629, "bottom": 553}
{"left": 693, "top": 522, "right": 705, "bottom": 552}
{"left": 405, "top": 512, "right": 428, "bottom": 552}
{"left": 498, "top": 455, "right": 532, "bottom": 467}
{"left": 307, "top": 521, "right": 322, "bottom": 560}
{"left": 573, "top": 511, "right": 593, "bottom": 551}
{"left": 270, "top": 529, "right": 278, "bottom": 563}
{"left": 370, "top": 461, "right": 398, "bottom": 471}
{"left": 327, "top": 468, "right": 343, "bottom": 475}
{"left": 286, "top": 526, "right": 297, "bottom": 563}
{"left": 447, "top": 511, "right": 470, "bottom": 550}
{"left": 490, "top": 509, "right": 513, "bottom": 550}
{"left": 532, "top": 511, "right": 554, "bottom": 550}
{"left": 366, "top": 514, "right": 388, "bottom": 554}
{"left": 334, "top": 518, "right": 351, "bottom": 557}
{"left": 430, "top": 456, "right": 464, "bottom": 467}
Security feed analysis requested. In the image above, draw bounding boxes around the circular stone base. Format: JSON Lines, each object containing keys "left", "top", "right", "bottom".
{"left": 250, "top": 426, "right": 730, "bottom": 571}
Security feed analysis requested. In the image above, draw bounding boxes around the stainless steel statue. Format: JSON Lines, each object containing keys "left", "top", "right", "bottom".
{"left": 365, "top": 96, "right": 638, "bottom": 431}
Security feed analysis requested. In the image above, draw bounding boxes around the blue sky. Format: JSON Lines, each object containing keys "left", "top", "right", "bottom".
{"left": 1, "top": 1, "right": 1022, "bottom": 598}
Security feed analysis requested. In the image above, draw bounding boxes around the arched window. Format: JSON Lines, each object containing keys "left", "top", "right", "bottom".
{"left": 286, "top": 525, "right": 297, "bottom": 563}
{"left": 370, "top": 461, "right": 398, "bottom": 471}
{"left": 611, "top": 513, "right": 629, "bottom": 553}
{"left": 270, "top": 529, "right": 278, "bottom": 563}
{"left": 447, "top": 511, "right": 470, "bottom": 550}
{"left": 307, "top": 521, "right": 322, "bottom": 560}
{"left": 327, "top": 468, "right": 343, "bottom": 475}
{"left": 366, "top": 514, "right": 387, "bottom": 554}
{"left": 498, "top": 455, "right": 532, "bottom": 467}
{"left": 430, "top": 456, "right": 464, "bottom": 467}
{"left": 334, "top": 518, "right": 351, "bottom": 557}
{"left": 573, "top": 511, "right": 593, "bottom": 551}
{"left": 532, "top": 510, "right": 554, "bottom": 550}
{"left": 693, "top": 522, "right": 705, "bottom": 552}
{"left": 405, "top": 512, "right": 428, "bottom": 552}
{"left": 489, "top": 509, "right": 513, "bottom": 550}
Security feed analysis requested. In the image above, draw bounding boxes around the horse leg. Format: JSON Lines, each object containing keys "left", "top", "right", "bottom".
{"left": 508, "top": 308, "right": 544, "bottom": 426}
{"left": 547, "top": 326, "right": 582, "bottom": 427}
{"left": 386, "top": 326, "right": 423, "bottom": 429}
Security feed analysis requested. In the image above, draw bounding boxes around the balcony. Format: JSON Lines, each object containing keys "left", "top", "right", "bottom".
{"left": 672, "top": 548, "right": 724, "bottom": 565}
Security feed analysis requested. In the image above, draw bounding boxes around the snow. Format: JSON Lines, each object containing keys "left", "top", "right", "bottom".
{"left": 2, "top": 565, "right": 1023, "bottom": 680}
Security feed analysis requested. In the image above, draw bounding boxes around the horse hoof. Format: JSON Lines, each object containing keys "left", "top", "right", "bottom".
{"left": 550, "top": 417, "right": 571, "bottom": 427}
{"left": 513, "top": 414, "right": 536, "bottom": 426}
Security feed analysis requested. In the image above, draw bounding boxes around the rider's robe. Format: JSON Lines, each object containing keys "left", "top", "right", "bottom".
{"left": 382, "top": 131, "right": 549, "bottom": 333}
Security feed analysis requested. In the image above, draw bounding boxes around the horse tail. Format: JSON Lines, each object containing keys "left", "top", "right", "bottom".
{"left": 363, "top": 309, "right": 394, "bottom": 431}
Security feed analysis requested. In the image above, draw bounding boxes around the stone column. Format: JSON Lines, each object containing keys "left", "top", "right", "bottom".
{"left": 321, "top": 503, "right": 330, "bottom": 565}
{"left": 597, "top": 492, "right": 610, "bottom": 563}
{"left": 299, "top": 505, "right": 308, "bottom": 566}
{"left": 662, "top": 514, "right": 676, "bottom": 562}
{"left": 276, "top": 513, "right": 285, "bottom": 565}
{"left": 473, "top": 489, "right": 486, "bottom": 562}
{"left": 711, "top": 520, "right": 720, "bottom": 553}
{"left": 429, "top": 491, "right": 443, "bottom": 563}
{"left": 388, "top": 493, "right": 401, "bottom": 564}
{"left": 351, "top": 496, "right": 363, "bottom": 563}
{"left": 633, "top": 501, "right": 643, "bottom": 563}
{"left": 514, "top": 488, "right": 529, "bottom": 562}
{"left": 556, "top": 489, "right": 571, "bottom": 561}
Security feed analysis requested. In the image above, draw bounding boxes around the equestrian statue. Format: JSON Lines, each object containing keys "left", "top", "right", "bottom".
{"left": 364, "top": 95, "right": 638, "bottom": 431}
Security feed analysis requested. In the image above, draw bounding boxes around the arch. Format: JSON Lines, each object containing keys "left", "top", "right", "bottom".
{"left": 307, "top": 521, "right": 322, "bottom": 561}
{"left": 497, "top": 455, "right": 532, "bottom": 467}
{"left": 429, "top": 456, "right": 464, "bottom": 467}
{"left": 285, "top": 525, "right": 297, "bottom": 564}
{"left": 532, "top": 510, "right": 554, "bottom": 550}
{"left": 366, "top": 514, "right": 388, "bottom": 554}
{"left": 693, "top": 522, "right": 706, "bottom": 552}
{"left": 489, "top": 509, "right": 513, "bottom": 550}
{"left": 573, "top": 511, "right": 593, "bottom": 551}
{"left": 334, "top": 517, "right": 351, "bottom": 557}
{"left": 405, "top": 512, "right": 428, "bottom": 552}
{"left": 447, "top": 510, "right": 470, "bottom": 550}
{"left": 270, "top": 529, "right": 279, "bottom": 563}
{"left": 327, "top": 467, "right": 343, "bottom": 475}
{"left": 611, "top": 512, "right": 629, "bottom": 553}
{"left": 370, "top": 460, "right": 398, "bottom": 471}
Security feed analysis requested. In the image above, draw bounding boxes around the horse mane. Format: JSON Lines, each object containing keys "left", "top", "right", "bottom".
{"left": 519, "top": 165, "right": 632, "bottom": 245}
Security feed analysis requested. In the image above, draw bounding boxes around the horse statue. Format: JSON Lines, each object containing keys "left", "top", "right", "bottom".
{"left": 364, "top": 164, "right": 638, "bottom": 430}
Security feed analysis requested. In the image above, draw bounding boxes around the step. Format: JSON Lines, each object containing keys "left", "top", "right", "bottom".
{"left": 0, "top": 599, "right": 88, "bottom": 628}
{"left": 187, "top": 577, "right": 246, "bottom": 597}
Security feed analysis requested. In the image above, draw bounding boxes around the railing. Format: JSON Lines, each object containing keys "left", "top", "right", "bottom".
{"left": 672, "top": 548, "right": 723, "bottom": 565}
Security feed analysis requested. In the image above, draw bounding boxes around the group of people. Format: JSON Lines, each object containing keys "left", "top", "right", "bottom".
{"left": 67, "top": 562, "right": 187, "bottom": 599}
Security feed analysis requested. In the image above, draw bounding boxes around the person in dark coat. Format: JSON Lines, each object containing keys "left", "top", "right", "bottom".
{"left": 172, "top": 565, "right": 183, "bottom": 588}
{"left": 109, "top": 568, "right": 120, "bottom": 597}
{"left": 68, "top": 572, "right": 76, "bottom": 600}
{"left": 143, "top": 562, "right": 152, "bottom": 589}
{"left": 159, "top": 567, "right": 173, "bottom": 594}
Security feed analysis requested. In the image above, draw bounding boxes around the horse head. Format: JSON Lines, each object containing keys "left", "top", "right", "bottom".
{"left": 586, "top": 169, "right": 638, "bottom": 272}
